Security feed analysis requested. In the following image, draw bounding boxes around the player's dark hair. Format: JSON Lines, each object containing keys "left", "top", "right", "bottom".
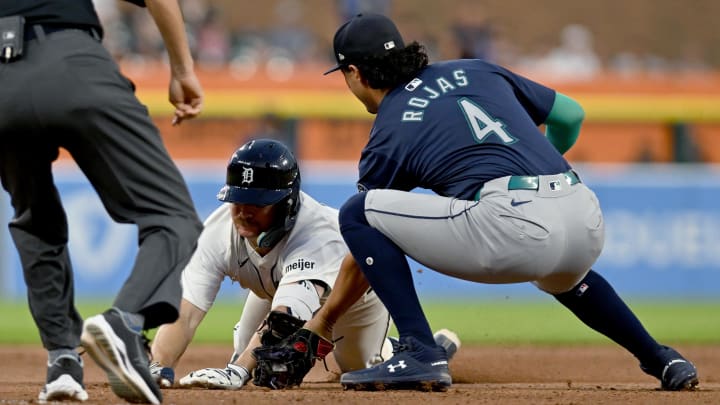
{"left": 347, "top": 42, "right": 429, "bottom": 89}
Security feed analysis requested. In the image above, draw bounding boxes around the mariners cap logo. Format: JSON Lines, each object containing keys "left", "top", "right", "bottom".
{"left": 241, "top": 167, "right": 254, "bottom": 184}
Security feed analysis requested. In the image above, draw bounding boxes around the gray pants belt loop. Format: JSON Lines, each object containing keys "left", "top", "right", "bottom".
{"left": 32, "top": 24, "right": 46, "bottom": 41}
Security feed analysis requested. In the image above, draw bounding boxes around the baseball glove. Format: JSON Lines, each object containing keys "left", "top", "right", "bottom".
{"left": 252, "top": 328, "right": 334, "bottom": 389}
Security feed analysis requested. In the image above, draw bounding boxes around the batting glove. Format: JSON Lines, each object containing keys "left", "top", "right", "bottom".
{"left": 178, "top": 364, "right": 251, "bottom": 390}
{"left": 149, "top": 362, "right": 175, "bottom": 388}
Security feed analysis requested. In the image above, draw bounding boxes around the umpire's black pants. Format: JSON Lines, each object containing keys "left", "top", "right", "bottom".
{"left": 0, "top": 28, "right": 203, "bottom": 350}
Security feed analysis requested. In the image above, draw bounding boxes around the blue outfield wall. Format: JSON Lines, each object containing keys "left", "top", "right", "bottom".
{"left": 1, "top": 162, "right": 719, "bottom": 300}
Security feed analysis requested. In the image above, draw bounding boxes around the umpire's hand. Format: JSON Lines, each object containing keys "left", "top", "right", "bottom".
{"left": 169, "top": 71, "right": 204, "bottom": 126}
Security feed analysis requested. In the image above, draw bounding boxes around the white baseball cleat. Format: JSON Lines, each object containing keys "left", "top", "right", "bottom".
{"left": 39, "top": 355, "right": 88, "bottom": 403}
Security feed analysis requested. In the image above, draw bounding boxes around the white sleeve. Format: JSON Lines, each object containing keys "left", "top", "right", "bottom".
{"left": 181, "top": 205, "right": 232, "bottom": 312}
{"left": 232, "top": 291, "right": 272, "bottom": 354}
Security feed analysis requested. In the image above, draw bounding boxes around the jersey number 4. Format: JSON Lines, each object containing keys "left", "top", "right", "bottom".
{"left": 458, "top": 98, "right": 517, "bottom": 145}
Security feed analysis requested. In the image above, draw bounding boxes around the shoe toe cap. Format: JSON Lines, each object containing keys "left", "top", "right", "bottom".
{"left": 662, "top": 360, "right": 699, "bottom": 390}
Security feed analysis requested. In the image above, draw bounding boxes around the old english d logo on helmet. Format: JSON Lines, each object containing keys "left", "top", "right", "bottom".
{"left": 241, "top": 167, "right": 254, "bottom": 184}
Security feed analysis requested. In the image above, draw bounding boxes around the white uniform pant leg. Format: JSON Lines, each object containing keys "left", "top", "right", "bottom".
{"left": 331, "top": 291, "right": 391, "bottom": 372}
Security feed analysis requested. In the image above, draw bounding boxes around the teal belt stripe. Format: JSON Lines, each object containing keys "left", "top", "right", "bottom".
{"left": 473, "top": 170, "right": 581, "bottom": 201}
{"left": 507, "top": 170, "right": 580, "bottom": 190}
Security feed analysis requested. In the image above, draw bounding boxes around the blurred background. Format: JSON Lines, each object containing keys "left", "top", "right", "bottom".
{"left": 85, "top": 0, "right": 720, "bottom": 163}
{"left": 2, "top": 0, "right": 720, "bottom": 303}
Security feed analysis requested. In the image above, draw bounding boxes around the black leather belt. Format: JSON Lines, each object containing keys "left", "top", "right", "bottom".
{"left": 25, "top": 24, "right": 99, "bottom": 42}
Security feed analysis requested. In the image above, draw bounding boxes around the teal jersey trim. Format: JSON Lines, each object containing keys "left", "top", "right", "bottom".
{"left": 544, "top": 92, "right": 584, "bottom": 154}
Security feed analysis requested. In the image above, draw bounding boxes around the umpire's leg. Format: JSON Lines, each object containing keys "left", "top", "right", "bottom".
{"left": 0, "top": 136, "right": 84, "bottom": 350}
{"left": 0, "top": 30, "right": 86, "bottom": 352}
{"left": 51, "top": 32, "right": 203, "bottom": 329}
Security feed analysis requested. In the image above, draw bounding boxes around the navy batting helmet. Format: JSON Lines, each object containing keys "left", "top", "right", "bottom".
{"left": 218, "top": 139, "right": 301, "bottom": 248}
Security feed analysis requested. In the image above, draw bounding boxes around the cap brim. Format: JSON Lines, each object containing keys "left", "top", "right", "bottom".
{"left": 217, "top": 185, "right": 290, "bottom": 205}
{"left": 323, "top": 64, "right": 343, "bottom": 75}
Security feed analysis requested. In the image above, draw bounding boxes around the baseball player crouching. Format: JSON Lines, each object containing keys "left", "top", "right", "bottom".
{"left": 149, "top": 139, "right": 459, "bottom": 390}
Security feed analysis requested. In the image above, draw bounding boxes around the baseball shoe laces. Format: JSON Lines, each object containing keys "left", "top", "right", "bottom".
{"left": 342, "top": 336, "right": 452, "bottom": 391}
{"left": 38, "top": 354, "right": 88, "bottom": 403}
{"left": 370, "top": 330, "right": 460, "bottom": 368}
{"left": 81, "top": 307, "right": 162, "bottom": 404}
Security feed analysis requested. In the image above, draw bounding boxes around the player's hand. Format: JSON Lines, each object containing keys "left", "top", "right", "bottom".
{"left": 149, "top": 362, "right": 175, "bottom": 388}
{"left": 168, "top": 71, "right": 203, "bottom": 126}
{"left": 178, "top": 364, "right": 251, "bottom": 390}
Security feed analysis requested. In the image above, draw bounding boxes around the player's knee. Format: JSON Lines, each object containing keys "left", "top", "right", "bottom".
{"left": 339, "top": 192, "right": 369, "bottom": 230}
{"left": 535, "top": 268, "right": 592, "bottom": 295}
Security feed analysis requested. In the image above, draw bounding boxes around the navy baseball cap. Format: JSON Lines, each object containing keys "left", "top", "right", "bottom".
{"left": 323, "top": 13, "right": 405, "bottom": 75}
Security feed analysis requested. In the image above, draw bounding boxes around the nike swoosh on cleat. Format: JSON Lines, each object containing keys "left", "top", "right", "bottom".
{"left": 510, "top": 199, "right": 532, "bottom": 207}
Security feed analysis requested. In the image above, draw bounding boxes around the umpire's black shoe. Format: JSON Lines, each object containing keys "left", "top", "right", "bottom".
{"left": 640, "top": 345, "right": 699, "bottom": 391}
{"left": 341, "top": 336, "right": 451, "bottom": 392}
{"left": 81, "top": 308, "right": 161, "bottom": 404}
{"left": 39, "top": 354, "right": 88, "bottom": 402}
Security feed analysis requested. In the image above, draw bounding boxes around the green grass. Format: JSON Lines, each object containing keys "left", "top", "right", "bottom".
{"left": 1, "top": 298, "right": 718, "bottom": 345}
{"left": 420, "top": 298, "right": 720, "bottom": 345}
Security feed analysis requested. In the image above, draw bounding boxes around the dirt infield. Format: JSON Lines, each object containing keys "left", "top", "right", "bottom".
{"left": 1, "top": 344, "right": 718, "bottom": 404}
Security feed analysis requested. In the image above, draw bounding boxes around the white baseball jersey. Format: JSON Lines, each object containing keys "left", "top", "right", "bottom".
{"left": 181, "top": 191, "right": 391, "bottom": 372}
{"left": 181, "top": 191, "right": 347, "bottom": 309}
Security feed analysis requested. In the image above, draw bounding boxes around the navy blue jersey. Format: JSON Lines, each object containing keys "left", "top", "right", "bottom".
{"left": 357, "top": 59, "right": 572, "bottom": 200}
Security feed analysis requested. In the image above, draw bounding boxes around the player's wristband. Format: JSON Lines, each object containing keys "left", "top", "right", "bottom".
{"left": 227, "top": 363, "right": 251, "bottom": 385}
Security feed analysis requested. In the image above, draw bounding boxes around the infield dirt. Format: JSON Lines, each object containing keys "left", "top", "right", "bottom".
{"left": 1, "top": 344, "right": 718, "bottom": 404}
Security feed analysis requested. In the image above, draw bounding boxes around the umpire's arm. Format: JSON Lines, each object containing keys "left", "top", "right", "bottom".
{"left": 145, "top": 0, "right": 204, "bottom": 124}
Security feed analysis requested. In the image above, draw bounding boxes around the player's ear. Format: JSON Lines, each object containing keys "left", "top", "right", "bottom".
{"left": 346, "top": 65, "right": 362, "bottom": 79}
{"left": 347, "top": 65, "right": 371, "bottom": 87}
